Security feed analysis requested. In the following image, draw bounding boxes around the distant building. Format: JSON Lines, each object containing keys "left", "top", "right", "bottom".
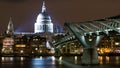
{"left": 34, "top": 2, "right": 53, "bottom": 33}
{"left": 6, "top": 18, "right": 14, "bottom": 35}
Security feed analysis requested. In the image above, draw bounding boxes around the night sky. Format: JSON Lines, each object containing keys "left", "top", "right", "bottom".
{"left": 0, "top": 0, "right": 120, "bottom": 33}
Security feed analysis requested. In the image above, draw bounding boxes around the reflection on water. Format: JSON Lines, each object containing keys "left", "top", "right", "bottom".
{"left": 74, "top": 56, "right": 78, "bottom": 64}
{"left": 106, "top": 56, "right": 110, "bottom": 64}
{"left": 99, "top": 56, "right": 110, "bottom": 64}
{"left": 0, "top": 56, "right": 120, "bottom": 68}
{"left": 1, "top": 57, "right": 13, "bottom": 63}
{"left": 51, "top": 56, "right": 55, "bottom": 64}
{"left": 116, "top": 56, "right": 119, "bottom": 64}
{"left": 58, "top": 56, "right": 62, "bottom": 64}
{"left": 99, "top": 56, "right": 103, "bottom": 64}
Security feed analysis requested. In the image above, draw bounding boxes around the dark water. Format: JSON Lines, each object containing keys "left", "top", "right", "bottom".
{"left": 0, "top": 56, "right": 120, "bottom": 68}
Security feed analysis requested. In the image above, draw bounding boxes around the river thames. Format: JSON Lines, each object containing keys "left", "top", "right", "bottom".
{"left": 0, "top": 56, "right": 120, "bottom": 68}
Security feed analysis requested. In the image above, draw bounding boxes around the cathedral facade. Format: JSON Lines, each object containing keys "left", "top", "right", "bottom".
{"left": 34, "top": 2, "right": 53, "bottom": 33}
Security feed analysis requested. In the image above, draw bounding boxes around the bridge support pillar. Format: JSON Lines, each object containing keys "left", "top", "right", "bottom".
{"left": 64, "top": 22, "right": 104, "bottom": 64}
{"left": 79, "top": 36, "right": 103, "bottom": 65}
{"left": 81, "top": 48, "right": 99, "bottom": 64}
{"left": 54, "top": 48, "right": 61, "bottom": 57}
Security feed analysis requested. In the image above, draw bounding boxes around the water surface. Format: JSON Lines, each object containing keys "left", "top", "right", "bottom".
{"left": 0, "top": 56, "right": 120, "bottom": 68}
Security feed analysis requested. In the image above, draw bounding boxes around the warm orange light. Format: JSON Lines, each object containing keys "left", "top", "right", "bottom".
{"left": 16, "top": 44, "right": 26, "bottom": 47}
{"left": 99, "top": 48, "right": 111, "bottom": 54}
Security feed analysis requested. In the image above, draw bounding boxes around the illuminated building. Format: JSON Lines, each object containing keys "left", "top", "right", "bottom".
{"left": 0, "top": 1, "right": 62, "bottom": 56}
{"left": 34, "top": 1, "right": 55, "bottom": 53}
{"left": 2, "top": 37, "right": 14, "bottom": 54}
{"left": 6, "top": 18, "right": 14, "bottom": 35}
{"left": 34, "top": 1, "right": 53, "bottom": 33}
{"left": 1, "top": 18, "right": 14, "bottom": 54}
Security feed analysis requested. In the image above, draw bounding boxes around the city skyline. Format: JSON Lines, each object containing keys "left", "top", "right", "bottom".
{"left": 0, "top": 0, "right": 120, "bottom": 33}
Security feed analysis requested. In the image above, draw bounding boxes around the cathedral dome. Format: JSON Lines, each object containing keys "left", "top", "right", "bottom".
{"left": 36, "top": 12, "right": 52, "bottom": 24}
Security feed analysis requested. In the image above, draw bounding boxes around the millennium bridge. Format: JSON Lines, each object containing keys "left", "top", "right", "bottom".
{"left": 53, "top": 15, "right": 120, "bottom": 64}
